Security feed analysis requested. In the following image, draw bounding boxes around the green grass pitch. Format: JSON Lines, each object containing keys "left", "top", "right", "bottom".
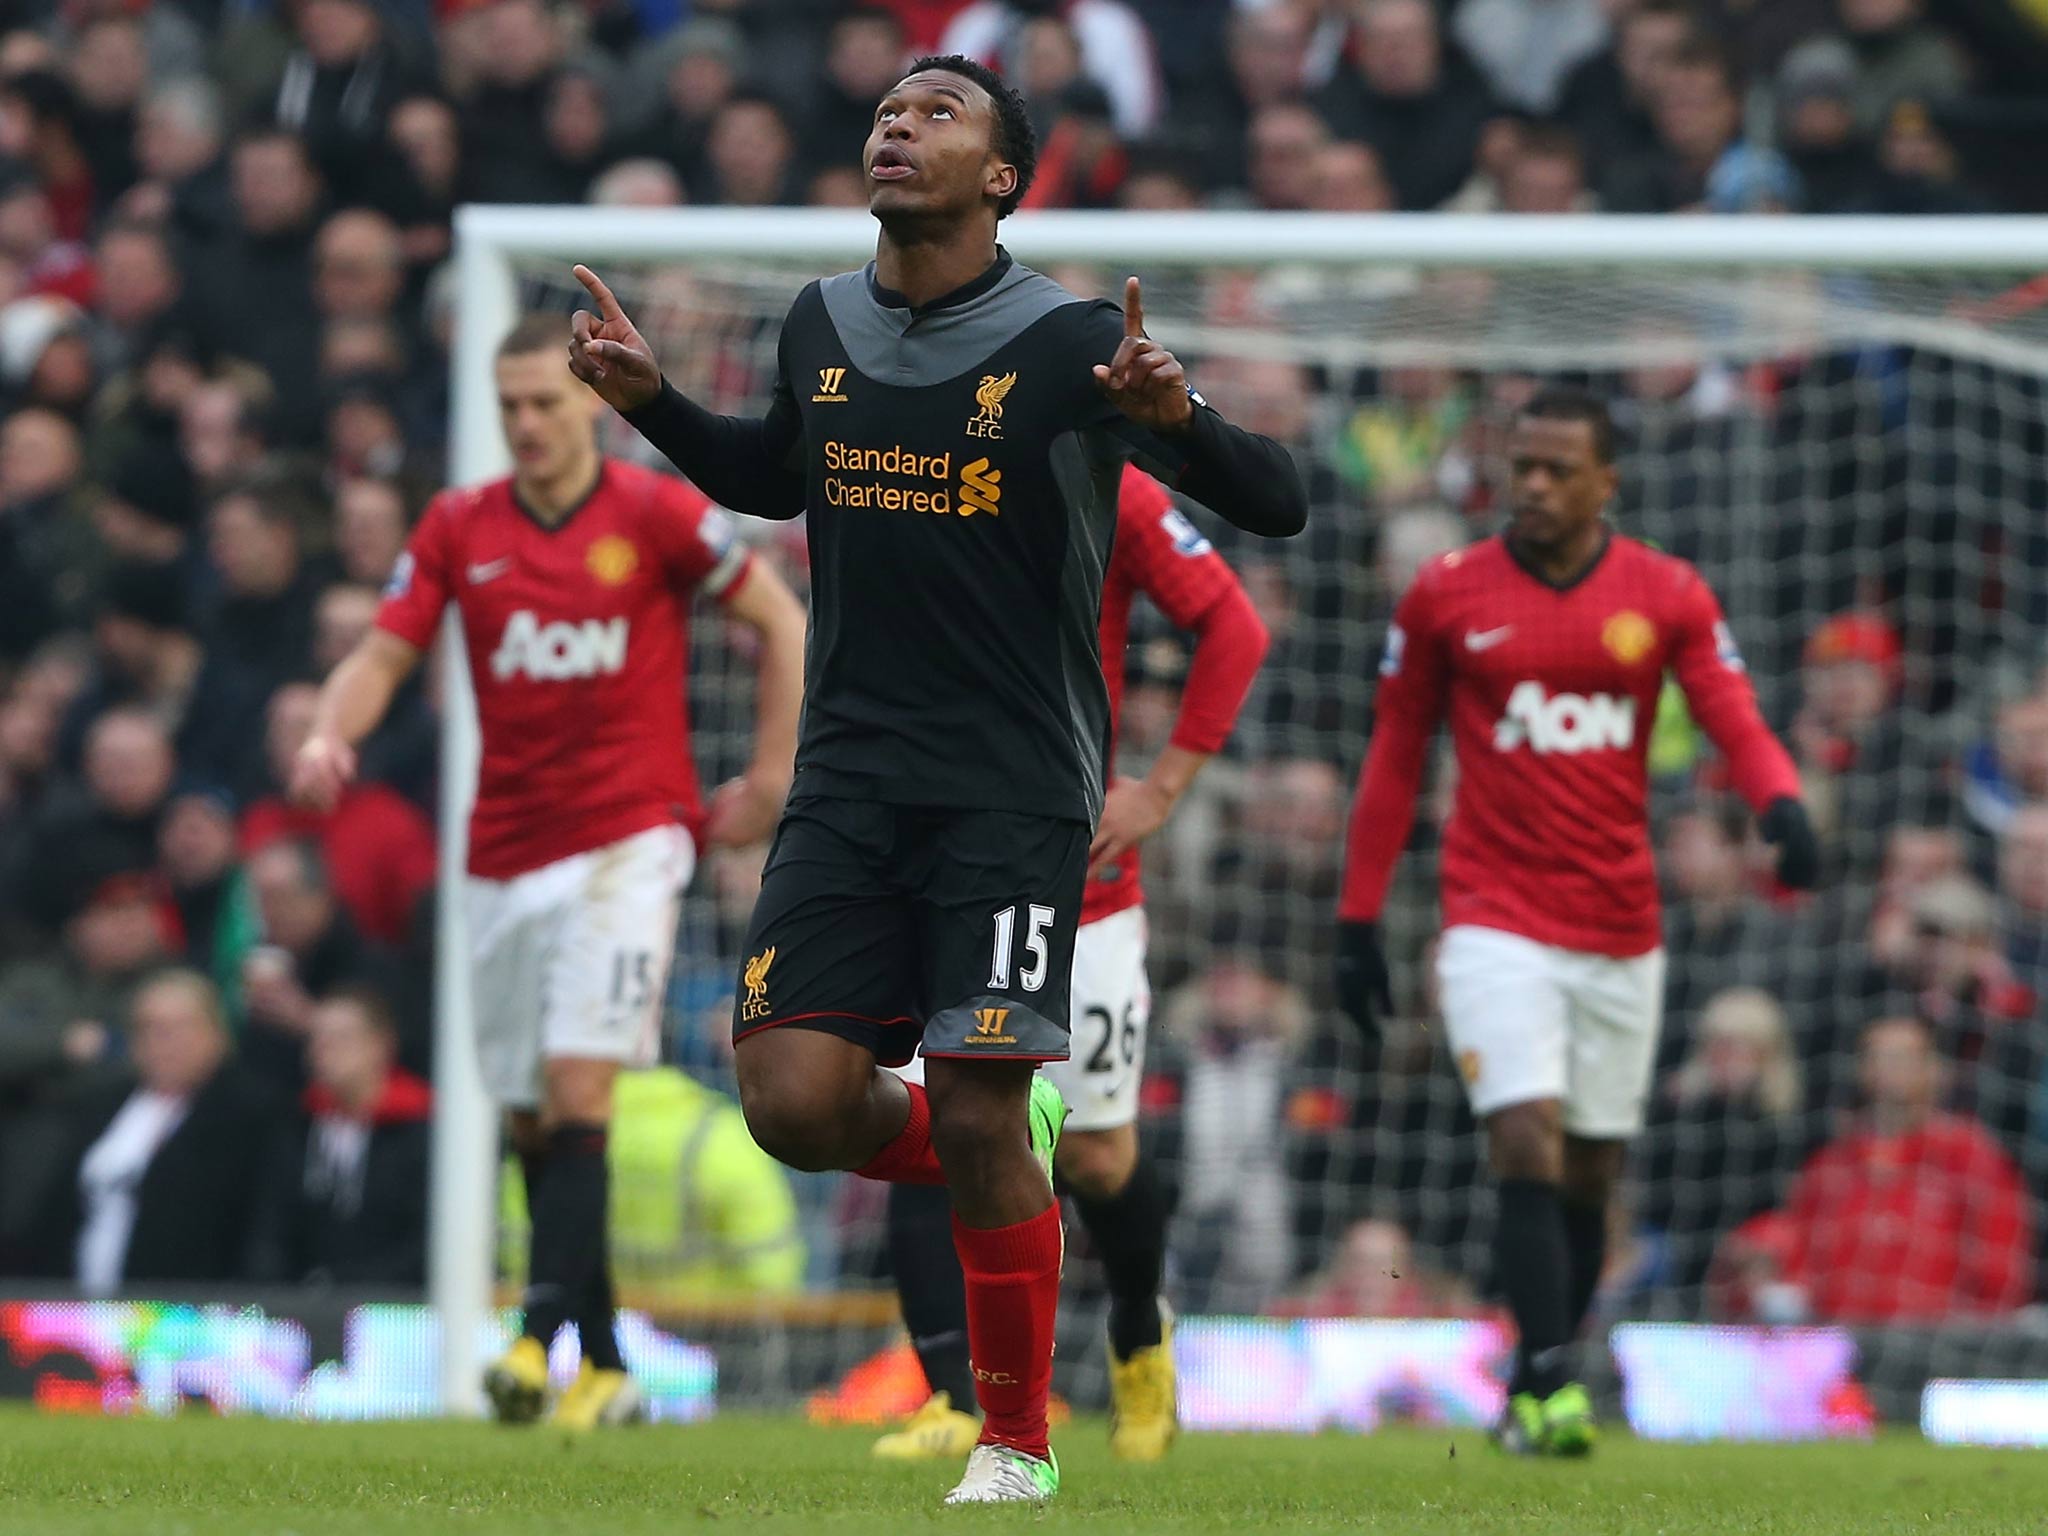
{"left": 2, "top": 1409, "right": 2041, "bottom": 1535}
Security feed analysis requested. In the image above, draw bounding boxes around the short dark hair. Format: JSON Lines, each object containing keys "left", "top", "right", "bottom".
{"left": 496, "top": 312, "right": 568, "bottom": 361}
{"left": 320, "top": 982, "right": 399, "bottom": 1042}
{"left": 904, "top": 54, "right": 1037, "bottom": 217}
{"left": 0, "top": 71, "right": 82, "bottom": 135}
{"left": 1516, "top": 123, "right": 1584, "bottom": 172}
{"left": 1520, "top": 384, "right": 1616, "bottom": 464}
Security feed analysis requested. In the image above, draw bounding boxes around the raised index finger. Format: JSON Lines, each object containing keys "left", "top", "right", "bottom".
{"left": 1123, "top": 275, "right": 1145, "bottom": 339}
{"left": 573, "top": 264, "right": 625, "bottom": 322}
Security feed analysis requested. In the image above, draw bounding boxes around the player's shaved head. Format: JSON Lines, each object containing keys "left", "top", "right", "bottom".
{"left": 498, "top": 312, "right": 570, "bottom": 362}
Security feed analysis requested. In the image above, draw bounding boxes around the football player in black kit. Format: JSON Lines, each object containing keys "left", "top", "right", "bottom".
{"left": 568, "top": 54, "right": 1304, "bottom": 1505}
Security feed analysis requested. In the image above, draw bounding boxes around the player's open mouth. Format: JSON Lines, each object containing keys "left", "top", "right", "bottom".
{"left": 870, "top": 146, "right": 916, "bottom": 181}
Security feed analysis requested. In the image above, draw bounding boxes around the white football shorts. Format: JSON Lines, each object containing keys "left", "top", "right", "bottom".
{"left": 1434, "top": 923, "right": 1666, "bottom": 1138}
{"left": 466, "top": 822, "right": 693, "bottom": 1108}
{"left": 895, "top": 905, "right": 1151, "bottom": 1134}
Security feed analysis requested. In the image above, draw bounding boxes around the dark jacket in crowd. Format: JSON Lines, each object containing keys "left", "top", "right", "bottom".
{"left": 249, "top": 1066, "right": 432, "bottom": 1287}
{"left": 31, "top": 1062, "right": 284, "bottom": 1286}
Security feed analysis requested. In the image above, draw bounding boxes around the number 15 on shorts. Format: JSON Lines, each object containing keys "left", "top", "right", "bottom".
{"left": 989, "top": 904, "right": 1055, "bottom": 992}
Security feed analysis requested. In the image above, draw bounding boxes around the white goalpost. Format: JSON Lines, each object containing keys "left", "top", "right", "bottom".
{"left": 437, "top": 208, "right": 2048, "bottom": 1415}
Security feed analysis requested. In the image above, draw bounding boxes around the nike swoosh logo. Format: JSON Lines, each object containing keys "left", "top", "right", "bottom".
{"left": 1465, "top": 626, "right": 1513, "bottom": 651}
{"left": 468, "top": 559, "right": 512, "bottom": 584}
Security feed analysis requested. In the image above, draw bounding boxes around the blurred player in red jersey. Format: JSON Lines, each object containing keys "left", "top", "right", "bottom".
{"left": 291, "top": 316, "right": 807, "bottom": 1430}
{"left": 1334, "top": 386, "right": 1819, "bottom": 1457}
{"left": 875, "top": 465, "right": 1268, "bottom": 1465}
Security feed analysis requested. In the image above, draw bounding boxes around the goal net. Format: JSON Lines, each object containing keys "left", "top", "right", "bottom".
{"left": 447, "top": 209, "right": 2048, "bottom": 1426}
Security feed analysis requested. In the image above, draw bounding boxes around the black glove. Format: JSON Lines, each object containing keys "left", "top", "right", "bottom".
{"left": 1334, "top": 920, "right": 1394, "bottom": 1043}
{"left": 1760, "top": 797, "right": 1820, "bottom": 891}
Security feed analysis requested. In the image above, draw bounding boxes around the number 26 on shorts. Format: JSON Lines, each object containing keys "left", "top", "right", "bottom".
{"left": 989, "top": 904, "right": 1055, "bottom": 992}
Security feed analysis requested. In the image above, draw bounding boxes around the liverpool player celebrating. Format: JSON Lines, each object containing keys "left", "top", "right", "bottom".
{"left": 1335, "top": 387, "right": 1818, "bottom": 1456}
{"left": 570, "top": 58, "right": 1304, "bottom": 1503}
{"left": 876, "top": 465, "right": 1269, "bottom": 1466}
{"left": 293, "top": 317, "right": 807, "bottom": 1429}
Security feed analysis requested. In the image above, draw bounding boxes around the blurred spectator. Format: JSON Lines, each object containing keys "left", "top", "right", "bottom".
{"left": 1272, "top": 1215, "right": 1473, "bottom": 1318}
{"left": 1840, "top": 0, "right": 1969, "bottom": 133}
{"left": 1605, "top": 35, "right": 1796, "bottom": 213}
{"left": 11, "top": 706, "right": 175, "bottom": 935}
{"left": 457, "top": 0, "right": 568, "bottom": 204}
{"left": 0, "top": 169, "right": 93, "bottom": 306}
{"left": 186, "top": 129, "right": 325, "bottom": 443}
{"left": 1792, "top": 610, "right": 1942, "bottom": 878}
{"left": 1776, "top": 38, "right": 1878, "bottom": 214}
{"left": 1998, "top": 802, "right": 2048, "bottom": 996}
{"left": 1244, "top": 102, "right": 1329, "bottom": 212}
{"left": 312, "top": 209, "right": 407, "bottom": 327}
{"left": 1453, "top": 0, "right": 1607, "bottom": 114}
{"left": 157, "top": 784, "right": 257, "bottom": 1008}
{"left": 1021, "top": 81, "right": 1125, "bottom": 210}
{"left": 383, "top": 93, "right": 458, "bottom": 265}
{"left": 180, "top": 378, "right": 274, "bottom": 501}
{"left": 249, "top": 986, "right": 431, "bottom": 1287}
{"left": 267, "top": 0, "right": 418, "bottom": 206}
{"left": 56, "top": 561, "right": 200, "bottom": 770}
{"left": 1639, "top": 987, "right": 1808, "bottom": 1294}
{"left": 1308, "top": 138, "right": 1393, "bottom": 212}
{"left": 1161, "top": 955, "right": 1307, "bottom": 1310}
{"left": 332, "top": 475, "right": 409, "bottom": 587}
{"left": 800, "top": 8, "right": 911, "bottom": 175}
{"left": 1313, "top": 0, "right": 1494, "bottom": 210}
{"left": 703, "top": 93, "right": 798, "bottom": 208}
{"left": 1727, "top": 1016, "right": 2033, "bottom": 1322}
{"left": 0, "top": 71, "right": 97, "bottom": 240}
{"left": 1557, "top": 0, "right": 1692, "bottom": 177}
{"left": 67, "top": 16, "right": 148, "bottom": 204}
{"left": 241, "top": 680, "right": 435, "bottom": 946}
{"left": 87, "top": 221, "right": 182, "bottom": 374}
{"left": 942, "top": 0, "right": 1163, "bottom": 140}
{"left": 127, "top": 78, "right": 231, "bottom": 244}
{"left": 30, "top": 969, "right": 282, "bottom": 1292}
{"left": 1659, "top": 802, "right": 1789, "bottom": 1029}
{"left": 630, "top": 16, "right": 744, "bottom": 202}
{"left": 591, "top": 158, "right": 686, "bottom": 208}
{"left": 540, "top": 64, "right": 620, "bottom": 203}
{"left": 1501, "top": 123, "right": 1594, "bottom": 213}
{"left": 182, "top": 474, "right": 325, "bottom": 797}
{"left": 1168, "top": 2, "right": 1310, "bottom": 191}
{"left": 0, "top": 869, "right": 177, "bottom": 1100}
{"left": 238, "top": 836, "right": 415, "bottom": 1095}
{"left": 0, "top": 405, "right": 87, "bottom": 656}
{"left": 502, "top": 1066, "right": 806, "bottom": 1300}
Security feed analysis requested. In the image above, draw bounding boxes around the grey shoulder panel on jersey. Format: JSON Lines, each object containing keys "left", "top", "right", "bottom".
{"left": 818, "top": 263, "right": 1087, "bottom": 388}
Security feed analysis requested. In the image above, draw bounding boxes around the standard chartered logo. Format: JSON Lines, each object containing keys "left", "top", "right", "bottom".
{"left": 959, "top": 457, "right": 1000, "bottom": 516}
{"left": 821, "top": 439, "right": 1001, "bottom": 518}
{"left": 1493, "top": 681, "right": 1636, "bottom": 754}
{"left": 490, "top": 611, "right": 629, "bottom": 681}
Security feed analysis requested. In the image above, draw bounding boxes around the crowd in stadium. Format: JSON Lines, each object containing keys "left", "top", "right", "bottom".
{"left": 0, "top": 0, "right": 2044, "bottom": 1336}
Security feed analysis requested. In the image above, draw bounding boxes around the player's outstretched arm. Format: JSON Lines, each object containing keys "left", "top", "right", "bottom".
{"left": 1093, "top": 278, "right": 1306, "bottom": 538}
{"left": 703, "top": 556, "right": 806, "bottom": 849}
{"left": 1092, "top": 518, "right": 1270, "bottom": 872}
{"left": 293, "top": 629, "right": 421, "bottom": 811}
{"left": 1668, "top": 577, "right": 1819, "bottom": 890}
{"left": 570, "top": 265, "right": 805, "bottom": 521}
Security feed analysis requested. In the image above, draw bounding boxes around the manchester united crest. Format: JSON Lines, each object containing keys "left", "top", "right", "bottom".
{"left": 1602, "top": 609, "right": 1657, "bottom": 666}
{"left": 586, "top": 534, "right": 639, "bottom": 586}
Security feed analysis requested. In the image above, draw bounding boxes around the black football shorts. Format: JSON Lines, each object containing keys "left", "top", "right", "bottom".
{"left": 731, "top": 795, "right": 1088, "bottom": 1065}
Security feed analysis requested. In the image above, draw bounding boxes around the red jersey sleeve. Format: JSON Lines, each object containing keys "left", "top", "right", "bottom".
{"left": 1667, "top": 571, "right": 1801, "bottom": 814}
{"left": 1338, "top": 568, "right": 1452, "bottom": 923}
{"left": 649, "top": 476, "right": 754, "bottom": 602}
{"left": 374, "top": 493, "right": 456, "bottom": 649}
{"left": 1117, "top": 479, "right": 1269, "bottom": 755}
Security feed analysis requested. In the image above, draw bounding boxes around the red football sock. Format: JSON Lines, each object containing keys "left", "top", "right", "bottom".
{"left": 953, "top": 1203, "right": 1063, "bottom": 1460}
{"left": 853, "top": 1079, "right": 945, "bottom": 1184}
